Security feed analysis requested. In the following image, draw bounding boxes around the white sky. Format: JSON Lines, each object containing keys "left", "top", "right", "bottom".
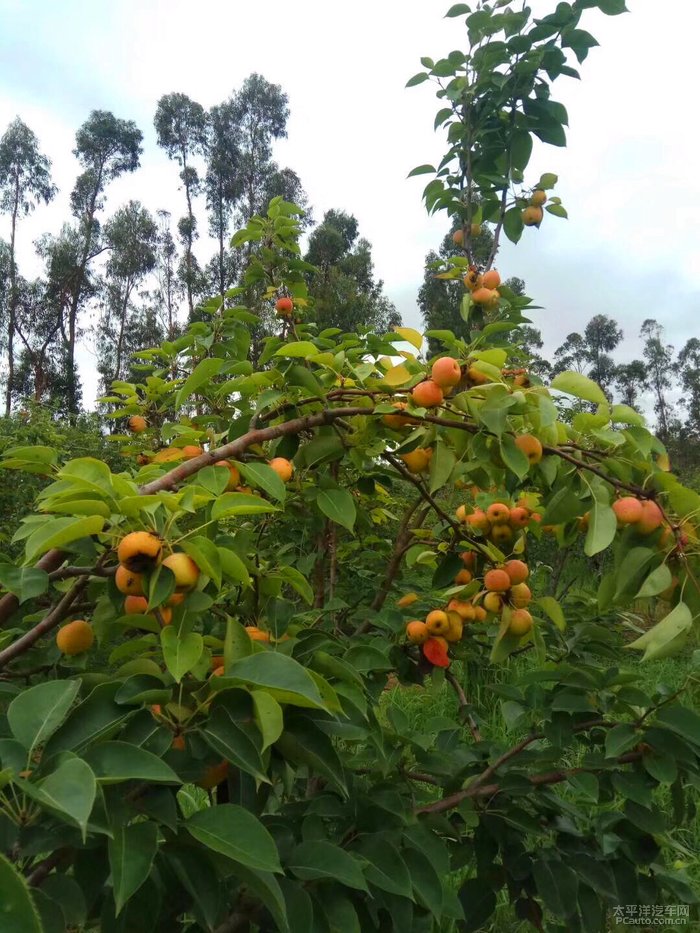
{"left": 0, "top": 0, "right": 698, "bottom": 411}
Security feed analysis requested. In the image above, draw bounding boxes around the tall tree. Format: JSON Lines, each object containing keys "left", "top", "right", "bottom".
{"left": 154, "top": 94, "right": 207, "bottom": 318}
{"left": 68, "top": 110, "right": 142, "bottom": 413}
{"left": 640, "top": 318, "right": 673, "bottom": 439}
{"left": 517, "top": 325, "right": 551, "bottom": 378}
{"left": 154, "top": 210, "right": 181, "bottom": 339}
{"left": 13, "top": 275, "right": 67, "bottom": 407}
{"left": 305, "top": 209, "right": 400, "bottom": 333}
{"left": 97, "top": 201, "right": 158, "bottom": 392}
{"left": 0, "top": 117, "right": 56, "bottom": 415}
{"left": 231, "top": 74, "right": 289, "bottom": 225}
{"left": 614, "top": 360, "right": 647, "bottom": 408}
{"left": 676, "top": 337, "right": 700, "bottom": 436}
{"left": 205, "top": 101, "right": 242, "bottom": 303}
{"left": 553, "top": 314, "right": 622, "bottom": 397}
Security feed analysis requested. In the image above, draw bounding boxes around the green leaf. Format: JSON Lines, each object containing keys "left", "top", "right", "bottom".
{"left": 614, "top": 547, "right": 658, "bottom": 601}
{"left": 8, "top": 679, "right": 80, "bottom": 755}
{"left": 0, "top": 851, "right": 43, "bottom": 933}
{"left": 551, "top": 371, "right": 607, "bottom": 405}
{"left": 404, "top": 847, "right": 443, "bottom": 918}
{"left": 161, "top": 628, "right": 203, "bottom": 683}
{"left": 84, "top": 741, "right": 181, "bottom": 784}
{"left": 214, "top": 652, "right": 331, "bottom": 712}
{"left": 25, "top": 515, "right": 105, "bottom": 562}
{"left": 211, "top": 492, "right": 280, "bottom": 519}
{"left": 276, "top": 565, "right": 313, "bottom": 605}
{"left": 234, "top": 461, "right": 286, "bottom": 503}
{"left": 187, "top": 804, "right": 282, "bottom": 873}
{"left": 598, "top": 0, "right": 627, "bottom": 13}
{"left": 605, "top": 724, "right": 638, "bottom": 758}
{"left": 276, "top": 716, "right": 347, "bottom": 795}
{"left": 252, "top": 690, "right": 284, "bottom": 752}
{"left": 407, "top": 163, "right": 436, "bottom": 177}
{"left": 43, "top": 682, "right": 128, "bottom": 757}
{"left": 354, "top": 839, "right": 412, "bottom": 897}
{"left": 36, "top": 757, "right": 96, "bottom": 840}
{"left": 175, "top": 357, "right": 224, "bottom": 408}
{"left": 288, "top": 841, "right": 369, "bottom": 891}
{"left": 406, "top": 72, "right": 429, "bottom": 87}
{"left": 542, "top": 488, "right": 584, "bottom": 525}
{"left": 273, "top": 341, "right": 318, "bottom": 359}
{"left": 532, "top": 857, "right": 578, "bottom": 918}
{"left": 503, "top": 206, "right": 524, "bottom": 244}
{"left": 500, "top": 434, "right": 530, "bottom": 479}
{"left": 637, "top": 563, "right": 672, "bottom": 598}
{"left": 536, "top": 596, "right": 565, "bottom": 631}
{"left": 200, "top": 707, "right": 268, "bottom": 782}
{"left": 147, "top": 565, "right": 176, "bottom": 611}
{"left": 429, "top": 442, "right": 456, "bottom": 493}
{"left": 457, "top": 878, "right": 495, "bottom": 932}
{"left": 109, "top": 821, "right": 158, "bottom": 915}
{"left": 584, "top": 500, "right": 616, "bottom": 557}
{"left": 445, "top": 3, "right": 470, "bottom": 16}
{"left": 626, "top": 602, "right": 693, "bottom": 661}
{"left": 611, "top": 405, "right": 644, "bottom": 426}
{"left": 180, "top": 536, "right": 221, "bottom": 588}
{"left": 0, "top": 565, "right": 49, "bottom": 604}
{"left": 317, "top": 489, "right": 356, "bottom": 532}
{"left": 218, "top": 547, "right": 251, "bottom": 585}
{"left": 655, "top": 705, "right": 700, "bottom": 748}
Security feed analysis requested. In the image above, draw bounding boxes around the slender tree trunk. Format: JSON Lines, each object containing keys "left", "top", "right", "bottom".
{"left": 67, "top": 170, "right": 102, "bottom": 416}
{"left": 5, "top": 186, "right": 18, "bottom": 417}
{"left": 181, "top": 150, "right": 195, "bottom": 319}
{"left": 218, "top": 181, "right": 225, "bottom": 306}
{"left": 113, "top": 282, "right": 132, "bottom": 387}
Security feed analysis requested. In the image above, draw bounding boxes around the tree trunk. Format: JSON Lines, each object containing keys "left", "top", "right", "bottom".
{"left": 218, "top": 180, "right": 225, "bottom": 306}
{"left": 5, "top": 179, "right": 19, "bottom": 417}
{"left": 182, "top": 150, "right": 195, "bottom": 319}
{"left": 113, "top": 282, "right": 132, "bottom": 387}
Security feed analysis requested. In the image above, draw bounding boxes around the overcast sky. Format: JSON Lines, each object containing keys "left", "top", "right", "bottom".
{"left": 0, "top": 0, "right": 697, "bottom": 410}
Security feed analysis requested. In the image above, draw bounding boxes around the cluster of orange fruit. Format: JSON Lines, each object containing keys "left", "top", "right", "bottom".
{"left": 611, "top": 496, "right": 664, "bottom": 536}
{"left": 402, "top": 555, "right": 533, "bottom": 667}
{"left": 456, "top": 494, "right": 542, "bottom": 547}
{"left": 522, "top": 188, "right": 547, "bottom": 227}
{"left": 462, "top": 267, "right": 502, "bottom": 309}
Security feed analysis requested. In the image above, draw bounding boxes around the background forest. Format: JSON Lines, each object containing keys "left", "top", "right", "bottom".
{"left": 0, "top": 79, "right": 698, "bottom": 495}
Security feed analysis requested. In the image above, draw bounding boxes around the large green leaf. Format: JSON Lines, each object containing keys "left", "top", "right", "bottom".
{"left": 288, "top": 841, "right": 368, "bottom": 891}
{"left": 654, "top": 705, "right": 700, "bottom": 748}
{"left": 0, "top": 564, "right": 49, "bottom": 604}
{"left": 251, "top": 690, "right": 284, "bottom": 752}
{"left": 218, "top": 546, "right": 251, "bottom": 585}
{"left": 25, "top": 515, "right": 105, "bottom": 562}
{"left": 636, "top": 563, "right": 672, "bottom": 598}
{"left": 187, "top": 804, "right": 282, "bottom": 873}
{"left": 626, "top": 602, "right": 693, "bottom": 661}
{"left": 85, "top": 741, "right": 181, "bottom": 784}
{"left": 429, "top": 442, "right": 457, "bottom": 493}
{"left": 353, "top": 838, "right": 412, "bottom": 897}
{"left": 8, "top": 679, "right": 80, "bottom": 755}
{"left": 584, "top": 499, "right": 616, "bottom": 557}
{"left": 211, "top": 493, "right": 280, "bottom": 520}
{"left": 34, "top": 757, "right": 96, "bottom": 840}
{"left": 161, "top": 628, "right": 203, "bottom": 683}
{"left": 317, "top": 488, "right": 356, "bottom": 532}
{"left": 200, "top": 707, "right": 268, "bottom": 782}
{"left": 234, "top": 461, "right": 286, "bottom": 502}
{"left": 551, "top": 371, "right": 607, "bottom": 405}
{"left": 43, "top": 682, "right": 130, "bottom": 756}
{"left": 532, "top": 856, "right": 578, "bottom": 918}
{"left": 175, "top": 357, "right": 224, "bottom": 408}
{"left": 0, "top": 851, "right": 43, "bottom": 933}
{"left": 109, "top": 821, "right": 159, "bottom": 915}
{"left": 273, "top": 341, "right": 318, "bottom": 358}
{"left": 275, "top": 716, "right": 347, "bottom": 796}
{"left": 213, "top": 652, "right": 331, "bottom": 711}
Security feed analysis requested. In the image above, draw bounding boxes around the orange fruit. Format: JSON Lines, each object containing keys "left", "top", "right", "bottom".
{"left": 197, "top": 759, "right": 229, "bottom": 789}
{"left": 486, "top": 502, "right": 510, "bottom": 525}
{"left": 411, "top": 380, "right": 444, "bottom": 408}
{"left": 455, "top": 569, "right": 473, "bottom": 586}
{"left": 406, "top": 620, "right": 429, "bottom": 644}
{"left": 484, "top": 569, "right": 510, "bottom": 592}
{"left": 56, "top": 619, "right": 94, "bottom": 656}
{"left": 269, "top": 457, "right": 294, "bottom": 482}
{"left": 128, "top": 415, "right": 147, "bottom": 433}
{"left": 431, "top": 357, "right": 462, "bottom": 389}
{"left": 162, "top": 553, "right": 200, "bottom": 590}
{"left": 275, "top": 296, "right": 293, "bottom": 316}
{"left": 397, "top": 593, "right": 419, "bottom": 608}
{"left": 508, "top": 608, "right": 533, "bottom": 636}
{"left": 636, "top": 500, "right": 663, "bottom": 535}
{"left": 115, "top": 565, "right": 145, "bottom": 596}
{"left": 510, "top": 583, "right": 532, "bottom": 608}
{"left": 481, "top": 269, "right": 501, "bottom": 290}
{"left": 117, "top": 531, "right": 162, "bottom": 572}
{"left": 522, "top": 206, "right": 543, "bottom": 226}
{"left": 504, "top": 559, "right": 529, "bottom": 585}
{"left": 422, "top": 636, "right": 450, "bottom": 668}
{"left": 613, "top": 497, "right": 644, "bottom": 525}
{"left": 124, "top": 595, "right": 149, "bottom": 614}
{"left": 425, "top": 610, "right": 450, "bottom": 636}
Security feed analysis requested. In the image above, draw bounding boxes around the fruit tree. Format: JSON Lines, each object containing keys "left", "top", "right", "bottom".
{"left": 1, "top": 2, "right": 700, "bottom": 931}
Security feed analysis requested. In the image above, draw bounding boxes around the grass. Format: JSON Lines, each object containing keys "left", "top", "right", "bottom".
{"left": 384, "top": 650, "right": 700, "bottom": 932}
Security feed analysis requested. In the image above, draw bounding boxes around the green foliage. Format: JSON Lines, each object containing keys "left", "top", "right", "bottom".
{"left": 0, "top": 5, "right": 699, "bottom": 933}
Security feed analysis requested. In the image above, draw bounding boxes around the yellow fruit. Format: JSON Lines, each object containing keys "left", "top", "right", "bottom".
{"left": 484, "top": 569, "right": 510, "bottom": 592}
{"left": 56, "top": 619, "right": 94, "bottom": 656}
{"left": 117, "top": 531, "right": 162, "bottom": 573}
{"left": 504, "top": 559, "right": 529, "bottom": 585}
{"left": 455, "top": 569, "right": 473, "bottom": 586}
{"left": 481, "top": 269, "right": 501, "bottom": 290}
{"left": 399, "top": 448, "right": 432, "bottom": 474}
{"left": 447, "top": 599, "right": 475, "bottom": 621}
{"left": 508, "top": 608, "right": 533, "bottom": 636}
{"left": 128, "top": 415, "right": 147, "bottom": 433}
{"left": 486, "top": 502, "right": 510, "bottom": 525}
{"left": 445, "top": 613, "right": 464, "bottom": 643}
{"left": 397, "top": 593, "right": 419, "bottom": 608}
{"left": 510, "top": 583, "right": 532, "bottom": 608}
{"left": 530, "top": 190, "right": 547, "bottom": 207}
{"left": 425, "top": 610, "right": 450, "bottom": 636}
{"left": 514, "top": 434, "right": 543, "bottom": 465}
{"left": 522, "top": 206, "right": 544, "bottom": 226}
{"left": 406, "top": 620, "right": 429, "bottom": 644}
{"left": 115, "top": 565, "right": 145, "bottom": 596}
{"left": 483, "top": 592, "right": 503, "bottom": 614}
{"left": 162, "top": 553, "right": 200, "bottom": 590}
{"left": 269, "top": 457, "right": 294, "bottom": 482}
